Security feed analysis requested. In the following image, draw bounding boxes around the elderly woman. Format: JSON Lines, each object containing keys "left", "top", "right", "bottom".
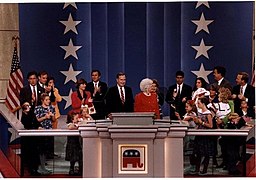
{"left": 134, "top": 78, "right": 160, "bottom": 119}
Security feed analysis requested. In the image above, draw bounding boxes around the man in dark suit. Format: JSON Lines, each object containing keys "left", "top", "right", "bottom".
{"left": 20, "top": 71, "right": 44, "bottom": 129}
{"left": 212, "top": 66, "right": 232, "bottom": 91}
{"left": 37, "top": 71, "right": 48, "bottom": 89}
{"left": 105, "top": 72, "right": 134, "bottom": 116}
{"left": 232, "top": 72, "right": 255, "bottom": 117}
{"left": 20, "top": 71, "right": 45, "bottom": 110}
{"left": 19, "top": 71, "right": 45, "bottom": 176}
{"left": 86, "top": 70, "right": 108, "bottom": 119}
{"left": 165, "top": 71, "right": 192, "bottom": 120}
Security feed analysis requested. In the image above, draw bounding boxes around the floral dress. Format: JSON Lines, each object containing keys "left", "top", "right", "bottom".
{"left": 34, "top": 105, "right": 55, "bottom": 154}
{"left": 34, "top": 105, "right": 55, "bottom": 129}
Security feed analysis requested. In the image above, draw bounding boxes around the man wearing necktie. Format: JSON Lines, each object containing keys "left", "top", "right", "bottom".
{"left": 105, "top": 72, "right": 134, "bottom": 117}
{"left": 19, "top": 71, "right": 45, "bottom": 176}
{"left": 232, "top": 72, "right": 255, "bottom": 117}
{"left": 86, "top": 70, "right": 108, "bottom": 119}
{"left": 20, "top": 71, "right": 45, "bottom": 111}
{"left": 38, "top": 71, "right": 48, "bottom": 90}
{"left": 165, "top": 71, "right": 192, "bottom": 120}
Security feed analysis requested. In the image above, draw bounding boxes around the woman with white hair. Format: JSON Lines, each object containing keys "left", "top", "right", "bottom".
{"left": 134, "top": 78, "right": 160, "bottom": 119}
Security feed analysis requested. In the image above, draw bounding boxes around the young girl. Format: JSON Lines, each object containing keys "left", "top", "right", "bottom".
{"left": 65, "top": 111, "right": 83, "bottom": 176}
{"left": 192, "top": 97, "right": 214, "bottom": 175}
{"left": 176, "top": 100, "right": 197, "bottom": 174}
{"left": 34, "top": 93, "right": 56, "bottom": 175}
{"left": 80, "top": 105, "right": 93, "bottom": 122}
{"left": 175, "top": 100, "right": 197, "bottom": 128}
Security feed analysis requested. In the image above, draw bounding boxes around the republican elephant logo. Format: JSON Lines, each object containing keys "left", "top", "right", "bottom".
{"left": 122, "top": 149, "right": 143, "bottom": 168}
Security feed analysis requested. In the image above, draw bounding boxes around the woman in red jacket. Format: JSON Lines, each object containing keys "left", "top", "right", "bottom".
{"left": 134, "top": 78, "right": 160, "bottom": 119}
{"left": 71, "top": 78, "right": 93, "bottom": 113}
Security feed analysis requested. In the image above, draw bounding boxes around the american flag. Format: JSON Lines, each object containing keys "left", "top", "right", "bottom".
{"left": 5, "top": 36, "right": 24, "bottom": 112}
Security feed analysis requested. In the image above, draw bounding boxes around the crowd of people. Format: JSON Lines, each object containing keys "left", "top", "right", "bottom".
{"left": 19, "top": 66, "right": 255, "bottom": 176}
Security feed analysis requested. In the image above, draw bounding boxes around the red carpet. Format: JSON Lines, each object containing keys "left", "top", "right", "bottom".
{"left": 0, "top": 149, "right": 19, "bottom": 178}
{"left": 247, "top": 154, "right": 256, "bottom": 176}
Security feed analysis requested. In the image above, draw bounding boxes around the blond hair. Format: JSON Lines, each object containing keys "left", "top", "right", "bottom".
{"left": 218, "top": 87, "right": 231, "bottom": 103}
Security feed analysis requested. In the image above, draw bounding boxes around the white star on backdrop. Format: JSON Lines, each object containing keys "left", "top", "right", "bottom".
{"left": 60, "top": 63, "right": 82, "bottom": 84}
{"left": 191, "top": 63, "right": 212, "bottom": 83}
{"left": 191, "top": 38, "right": 213, "bottom": 59}
{"left": 62, "top": 88, "right": 73, "bottom": 109}
{"left": 60, "top": 13, "right": 81, "bottom": 34}
{"left": 63, "top": 3, "right": 77, "bottom": 9}
{"left": 195, "top": 1, "right": 210, "bottom": 9}
{"left": 191, "top": 12, "right": 214, "bottom": 34}
{"left": 60, "top": 39, "right": 82, "bottom": 59}
{"left": 8, "top": 127, "right": 20, "bottom": 143}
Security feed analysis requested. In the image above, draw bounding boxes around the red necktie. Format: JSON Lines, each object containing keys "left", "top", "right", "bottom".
{"left": 120, "top": 87, "right": 125, "bottom": 104}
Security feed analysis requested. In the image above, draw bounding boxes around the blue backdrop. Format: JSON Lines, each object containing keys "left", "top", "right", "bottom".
{"left": 19, "top": 2, "right": 254, "bottom": 115}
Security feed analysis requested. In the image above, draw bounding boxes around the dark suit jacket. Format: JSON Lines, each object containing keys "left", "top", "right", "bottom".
{"left": 105, "top": 85, "right": 134, "bottom": 114}
{"left": 86, "top": 81, "right": 108, "bottom": 119}
{"left": 19, "top": 84, "right": 45, "bottom": 129}
{"left": 212, "top": 78, "right": 232, "bottom": 91}
{"left": 165, "top": 83, "right": 192, "bottom": 119}
{"left": 232, "top": 84, "right": 255, "bottom": 115}
{"left": 20, "top": 84, "right": 45, "bottom": 108}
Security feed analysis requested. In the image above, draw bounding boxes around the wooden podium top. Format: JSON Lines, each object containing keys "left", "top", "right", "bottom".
{"left": 110, "top": 112, "right": 155, "bottom": 125}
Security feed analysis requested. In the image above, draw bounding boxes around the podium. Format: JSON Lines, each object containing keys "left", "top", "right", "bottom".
{"left": 79, "top": 113, "right": 187, "bottom": 178}
{"left": 111, "top": 112, "right": 155, "bottom": 125}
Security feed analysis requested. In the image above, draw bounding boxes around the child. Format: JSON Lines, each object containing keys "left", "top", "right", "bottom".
{"left": 34, "top": 93, "right": 56, "bottom": 175}
{"left": 80, "top": 105, "right": 93, "bottom": 122}
{"left": 176, "top": 100, "right": 197, "bottom": 174}
{"left": 34, "top": 93, "right": 56, "bottom": 129}
{"left": 65, "top": 111, "right": 83, "bottom": 176}
{"left": 208, "top": 87, "right": 232, "bottom": 128}
{"left": 175, "top": 100, "right": 197, "bottom": 128}
{"left": 192, "top": 97, "right": 214, "bottom": 175}
{"left": 238, "top": 100, "right": 254, "bottom": 120}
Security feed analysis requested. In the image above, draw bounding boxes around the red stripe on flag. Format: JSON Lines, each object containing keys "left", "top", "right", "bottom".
{"left": 5, "top": 45, "right": 24, "bottom": 113}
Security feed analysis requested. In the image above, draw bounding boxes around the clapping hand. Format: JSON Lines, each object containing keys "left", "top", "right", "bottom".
{"left": 88, "top": 97, "right": 93, "bottom": 103}
{"left": 173, "top": 89, "right": 177, "bottom": 98}
{"left": 232, "top": 94, "right": 237, "bottom": 99}
{"left": 45, "top": 113, "right": 51, "bottom": 119}
{"left": 238, "top": 94, "right": 245, "bottom": 100}
{"left": 182, "top": 97, "right": 187, "bottom": 103}
{"left": 32, "top": 92, "right": 36, "bottom": 103}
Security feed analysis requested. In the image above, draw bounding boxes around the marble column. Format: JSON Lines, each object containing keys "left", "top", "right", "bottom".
{"left": 0, "top": 4, "right": 19, "bottom": 101}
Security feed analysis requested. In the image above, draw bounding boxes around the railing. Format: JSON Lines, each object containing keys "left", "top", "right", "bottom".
{"left": 0, "top": 103, "right": 255, "bottom": 178}
{"left": 18, "top": 130, "right": 81, "bottom": 177}
{"left": 184, "top": 123, "right": 255, "bottom": 177}
{"left": 0, "top": 103, "right": 82, "bottom": 177}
